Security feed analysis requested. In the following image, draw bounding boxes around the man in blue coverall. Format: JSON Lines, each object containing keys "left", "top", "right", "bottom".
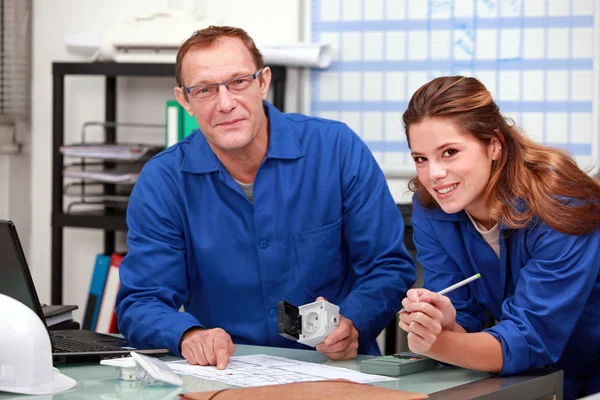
{"left": 116, "top": 25, "right": 416, "bottom": 369}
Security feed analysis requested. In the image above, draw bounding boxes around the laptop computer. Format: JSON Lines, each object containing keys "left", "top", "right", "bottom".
{"left": 0, "top": 219, "right": 169, "bottom": 364}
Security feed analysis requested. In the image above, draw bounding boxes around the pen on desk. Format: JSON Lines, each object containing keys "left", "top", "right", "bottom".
{"left": 397, "top": 273, "right": 481, "bottom": 314}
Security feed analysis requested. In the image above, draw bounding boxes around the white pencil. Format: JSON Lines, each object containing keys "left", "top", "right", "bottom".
{"left": 438, "top": 273, "right": 481, "bottom": 295}
{"left": 397, "top": 273, "right": 481, "bottom": 314}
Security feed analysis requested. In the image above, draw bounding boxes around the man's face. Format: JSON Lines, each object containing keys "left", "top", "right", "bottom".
{"left": 175, "top": 37, "right": 271, "bottom": 153}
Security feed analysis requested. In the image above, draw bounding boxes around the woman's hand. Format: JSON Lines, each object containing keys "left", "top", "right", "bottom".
{"left": 403, "top": 288, "right": 458, "bottom": 330}
{"left": 398, "top": 288, "right": 458, "bottom": 354}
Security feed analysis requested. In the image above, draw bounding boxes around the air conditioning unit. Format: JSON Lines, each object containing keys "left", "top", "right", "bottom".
{"left": 64, "top": 11, "right": 333, "bottom": 69}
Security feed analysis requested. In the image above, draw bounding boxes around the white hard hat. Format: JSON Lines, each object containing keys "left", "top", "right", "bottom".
{"left": 0, "top": 293, "right": 77, "bottom": 395}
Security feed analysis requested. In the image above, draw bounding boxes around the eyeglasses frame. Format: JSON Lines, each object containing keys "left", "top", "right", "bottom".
{"left": 183, "top": 67, "right": 266, "bottom": 100}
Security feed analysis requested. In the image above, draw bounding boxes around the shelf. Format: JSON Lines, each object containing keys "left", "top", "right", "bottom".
{"left": 397, "top": 203, "right": 414, "bottom": 250}
{"left": 52, "top": 211, "right": 128, "bottom": 230}
{"left": 52, "top": 62, "right": 287, "bottom": 81}
{"left": 397, "top": 203, "right": 412, "bottom": 227}
{"left": 51, "top": 205, "right": 411, "bottom": 235}
{"left": 53, "top": 62, "right": 176, "bottom": 77}
{"left": 50, "top": 61, "right": 282, "bottom": 305}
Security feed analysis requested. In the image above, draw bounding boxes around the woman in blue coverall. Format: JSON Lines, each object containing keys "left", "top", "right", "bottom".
{"left": 398, "top": 76, "right": 600, "bottom": 399}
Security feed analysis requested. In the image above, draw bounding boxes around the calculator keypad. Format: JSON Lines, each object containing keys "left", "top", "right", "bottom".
{"left": 392, "top": 352, "right": 428, "bottom": 360}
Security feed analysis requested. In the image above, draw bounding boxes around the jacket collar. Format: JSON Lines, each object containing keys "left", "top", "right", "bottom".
{"left": 418, "top": 201, "right": 514, "bottom": 231}
{"left": 263, "top": 101, "right": 304, "bottom": 161}
{"left": 181, "top": 101, "right": 303, "bottom": 174}
{"left": 419, "top": 203, "right": 469, "bottom": 222}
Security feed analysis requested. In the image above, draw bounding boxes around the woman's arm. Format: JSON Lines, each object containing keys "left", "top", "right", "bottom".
{"left": 410, "top": 201, "right": 489, "bottom": 332}
{"left": 482, "top": 224, "right": 600, "bottom": 375}
{"left": 404, "top": 218, "right": 600, "bottom": 376}
{"left": 425, "top": 330, "right": 503, "bottom": 373}
{"left": 400, "top": 290, "right": 502, "bottom": 372}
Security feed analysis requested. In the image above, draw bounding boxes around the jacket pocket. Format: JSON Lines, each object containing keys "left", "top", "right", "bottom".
{"left": 292, "top": 217, "right": 344, "bottom": 299}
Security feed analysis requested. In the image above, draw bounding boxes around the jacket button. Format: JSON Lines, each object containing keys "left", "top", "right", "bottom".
{"left": 269, "top": 308, "right": 278, "bottom": 317}
{"left": 259, "top": 240, "right": 269, "bottom": 249}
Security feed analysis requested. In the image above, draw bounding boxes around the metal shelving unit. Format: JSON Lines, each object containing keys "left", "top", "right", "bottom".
{"left": 51, "top": 62, "right": 287, "bottom": 305}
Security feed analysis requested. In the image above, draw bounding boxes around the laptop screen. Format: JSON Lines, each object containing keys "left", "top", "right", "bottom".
{"left": 0, "top": 220, "right": 45, "bottom": 318}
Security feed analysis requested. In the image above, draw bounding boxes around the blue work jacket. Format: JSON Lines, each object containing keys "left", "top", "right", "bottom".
{"left": 412, "top": 199, "right": 600, "bottom": 397}
{"left": 116, "top": 102, "right": 416, "bottom": 357}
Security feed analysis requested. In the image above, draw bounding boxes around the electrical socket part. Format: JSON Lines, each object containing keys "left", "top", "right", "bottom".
{"left": 277, "top": 300, "right": 340, "bottom": 347}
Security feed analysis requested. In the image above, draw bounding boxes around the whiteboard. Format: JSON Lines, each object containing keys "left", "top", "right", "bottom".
{"left": 306, "top": 0, "right": 599, "bottom": 177}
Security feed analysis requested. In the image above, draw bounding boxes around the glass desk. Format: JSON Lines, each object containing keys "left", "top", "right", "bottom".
{"left": 0, "top": 345, "right": 562, "bottom": 399}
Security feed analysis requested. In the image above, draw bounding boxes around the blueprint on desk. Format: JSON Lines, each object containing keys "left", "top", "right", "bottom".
{"left": 167, "top": 355, "right": 395, "bottom": 387}
{"left": 307, "top": 0, "right": 599, "bottom": 177}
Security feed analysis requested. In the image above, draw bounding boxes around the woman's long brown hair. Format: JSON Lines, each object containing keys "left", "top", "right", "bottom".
{"left": 403, "top": 76, "right": 600, "bottom": 235}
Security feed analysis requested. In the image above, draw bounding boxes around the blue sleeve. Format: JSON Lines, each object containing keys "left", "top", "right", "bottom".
{"left": 115, "top": 161, "right": 202, "bottom": 357}
{"left": 336, "top": 125, "right": 417, "bottom": 344}
{"left": 484, "top": 224, "right": 600, "bottom": 375}
{"left": 412, "top": 200, "right": 488, "bottom": 333}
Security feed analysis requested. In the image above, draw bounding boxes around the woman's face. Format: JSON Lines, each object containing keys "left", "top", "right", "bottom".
{"left": 409, "top": 118, "right": 500, "bottom": 220}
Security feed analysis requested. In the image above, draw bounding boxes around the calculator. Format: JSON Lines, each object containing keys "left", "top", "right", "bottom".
{"left": 359, "top": 352, "right": 439, "bottom": 377}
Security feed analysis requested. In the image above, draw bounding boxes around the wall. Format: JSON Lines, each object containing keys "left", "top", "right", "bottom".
{"left": 30, "top": 0, "right": 302, "bottom": 321}
{"left": 0, "top": 126, "right": 31, "bottom": 253}
{"left": 0, "top": 0, "right": 32, "bottom": 259}
{"left": 0, "top": 122, "right": 31, "bottom": 247}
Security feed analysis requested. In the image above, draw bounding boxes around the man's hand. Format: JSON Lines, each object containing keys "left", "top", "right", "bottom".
{"left": 314, "top": 296, "right": 359, "bottom": 360}
{"left": 179, "top": 327, "right": 235, "bottom": 370}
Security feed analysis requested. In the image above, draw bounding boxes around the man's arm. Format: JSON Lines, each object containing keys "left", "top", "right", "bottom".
{"left": 115, "top": 161, "right": 204, "bottom": 357}
{"left": 335, "top": 126, "right": 417, "bottom": 345}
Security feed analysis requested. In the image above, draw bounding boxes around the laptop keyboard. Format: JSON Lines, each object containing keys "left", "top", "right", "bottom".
{"left": 51, "top": 333, "right": 122, "bottom": 353}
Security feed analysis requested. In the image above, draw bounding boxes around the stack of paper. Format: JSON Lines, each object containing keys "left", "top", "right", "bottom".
{"left": 60, "top": 144, "right": 160, "bottom": 161}
{"left": 167, "top": 355, "right": 395, "bottom": 387}
{"left": 43, "top": 304, "right": 78, "bottom": 327}
{"left": 63, "top": 170, "right": 139, "bottom": 184}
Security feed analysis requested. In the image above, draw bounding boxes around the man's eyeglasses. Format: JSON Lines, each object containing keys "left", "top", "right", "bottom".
{"left": 184, "top": 67, "right": 265, "bottom": 101}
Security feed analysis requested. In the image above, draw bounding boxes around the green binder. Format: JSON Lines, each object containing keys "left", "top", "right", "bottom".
{"left": 165, "top": 100, "right": 199, "bottom": 148}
